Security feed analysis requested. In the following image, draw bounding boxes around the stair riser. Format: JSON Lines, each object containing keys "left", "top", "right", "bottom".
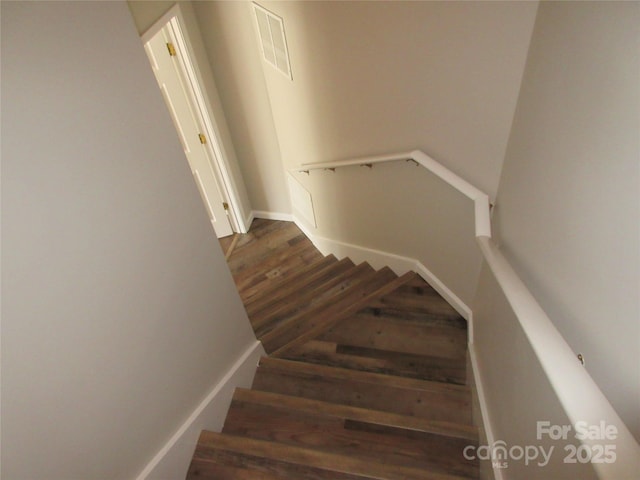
{"left": 320, "top": 315, "right": 468, "bottom": 360}
{"left": 283, "top": 340, "right": 467, "bottom": 384}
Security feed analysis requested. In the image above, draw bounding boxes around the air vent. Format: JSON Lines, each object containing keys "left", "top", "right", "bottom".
{"left": 253, "top": 3, "right": 292, "bottom": 80}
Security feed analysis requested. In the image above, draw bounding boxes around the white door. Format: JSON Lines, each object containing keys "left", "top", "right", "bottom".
{"left": 144, "top": 26, "right": 233, "bottom": 238}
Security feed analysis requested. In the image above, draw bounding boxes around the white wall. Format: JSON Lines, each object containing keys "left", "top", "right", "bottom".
{"left": 472, "top": 2, "right": 640, "bottom": 474}
{"left": 494, "top": 0, "right": 640, "bottom": 441}
{"left": 1, "top": 2, "right": 259, "bottom": 478}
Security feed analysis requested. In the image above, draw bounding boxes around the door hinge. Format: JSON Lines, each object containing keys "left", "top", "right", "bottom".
{"left": 198, "top": 133, "right": 207, "bottom": 144}
{"left": 222, "top": 202, "right": 229, "bottom": 211}
{"left": 166, "top": 42, "right": 177, "bottom": 57}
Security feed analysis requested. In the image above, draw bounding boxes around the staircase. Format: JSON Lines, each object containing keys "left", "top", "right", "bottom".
{"left": 188, "top": 219, "right": 479, "bottom": 479}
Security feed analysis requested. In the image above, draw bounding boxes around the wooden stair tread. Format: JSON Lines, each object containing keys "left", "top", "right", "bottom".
{"left": 256, "top": 357, "right": 469, "bottom": 394}
{"left": 271, "top": 270, "right": 418, "bottom": 357}
{"left": 232, "top": 388, "right": 479, "bottom": 442}
{"left": 260, "top": 266, "right": 394, "bottom": 353}
{"left": 318, "top": 310, "right": 468, "bottom": 360}
{"left": 370, "top": 277, "right": 463, "bottom": 319}
{"left": 357, "top": 305, "right": 468, "bottom": 330}
{"left": 250, "top": 258, "right": 362, "bottom": 331}
{"left": 231, "top": 218, "right": 297, "bottom": 252}
{"left": 224, "top": 392, "right": 479, "bottom": 478}
{"left": 235, "top": 238, "right": 323, "bottom": 299}
{"left": 189, "top": 220, "right": 479, "bottom": 480}
{"left": 191, "top": 431, "right": 471, "bottom": 480}
{"left": 252, "top": 261, "right": 374, "bottom": 336}
{"left": 228, "top": 223, "right": 306, "bottom": 275}
{"left": 252, "top": 357, "right": 472, "bottom": 424}
{"left": 244, "top": 254, "right": 341, "bottom": 313}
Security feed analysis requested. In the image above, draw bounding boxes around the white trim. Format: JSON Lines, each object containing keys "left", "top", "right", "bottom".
{"left": 244, "top": 210, "right": 256, "bottom": 231}
{"left": 292, "top": 216, "right": 472, "bottom": 322}
{"left": 141, "top": 4, "right": 249, "bottom": 234}
{"left": 251, "top": 210, "right": 294, "bottom": 222}
{"left": 134, "top": 340, "right": 265, "bottom": 480}
{"left": 245, "top": 210, "right": 255, "bottom": 230}
{"left": 468, "top": 343, "right": 503, "bottom": 480}
{"left": 291, "top": 149, "right": 493, "bottom": 240}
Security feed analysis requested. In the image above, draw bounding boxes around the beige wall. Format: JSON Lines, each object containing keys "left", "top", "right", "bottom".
{"left": 291, "top": 162, "right": 483, "bottom": 307}
{"left": 192, "top": 0, "right": 292, "bottom": 215}
{"left": 127, "top": 0, "right": 174, "bottom": 34}
{"left": 476, "top": 0, "right": 640, "bottom": 456}
{"left": 1, "top": 2, "right": 258, "bottom": 478}
{"left": 188, "top": 1, "right": 536, "bottom": 309}
{"left": 255, "top": 0, "right": 537, "bottom": 198}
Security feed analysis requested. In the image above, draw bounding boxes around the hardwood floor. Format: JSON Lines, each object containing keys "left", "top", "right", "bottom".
{"left": 190, "top": 219, "right": 478, "bottom": 479}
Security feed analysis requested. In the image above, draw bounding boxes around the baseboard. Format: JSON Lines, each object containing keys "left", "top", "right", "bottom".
{"left": 292, "top": 216, "right": 471, "bottom": 322}
{"left": 251, "top": 210, "right": 294, "bottom": 222}
{"left": 468, "top": 343, "right": 502, "bottom": 480}
{"left": 135, "top": 340, "right": 265, "bottom": 480}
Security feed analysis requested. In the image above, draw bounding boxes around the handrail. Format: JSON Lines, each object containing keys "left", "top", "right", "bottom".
{"left": 294, "top": 149, "right": 492, "bottom": 237}
{"left": 297, "top": 151, "right": 414, "bottom": 172}
{"left": 292, "top": 149, "right": 640, "bottom": 477}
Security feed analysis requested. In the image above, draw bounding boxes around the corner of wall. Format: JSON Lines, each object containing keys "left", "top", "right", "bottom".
{"left": 135, "top": 340, "right": 265, "bottom": 480}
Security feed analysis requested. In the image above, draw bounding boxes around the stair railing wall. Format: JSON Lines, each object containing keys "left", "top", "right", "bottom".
{"left": 291, "top": 149, "right": 640, "bottom": 479}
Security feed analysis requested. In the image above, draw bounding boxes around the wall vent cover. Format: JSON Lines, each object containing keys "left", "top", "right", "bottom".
{"left": 253, "top": 3, "right": 292, "bottom": 80}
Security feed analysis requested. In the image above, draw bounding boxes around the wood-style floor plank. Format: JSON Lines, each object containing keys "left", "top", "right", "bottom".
{"left": 228, "top": 222, "right": 305, "bottom": 275}
{"left": 192, "top": 431, "right": 470, "bottom": 480}
{"left": 234, "top": 237, "right": 322, "bottom": 297}
{"left": 231, "top": 388, "right": 479, "bottom": 442}
{"left": 188, "top": 220, "right": 478, "bottom": 479}
{"left": 370, "top": 276, "right": 463, "bottom": 319}
{"left": 319, "top": 311, "right": 468, "bottom": 360}
{"left": 252, "top": 357, "right": 472, "bottom": 424}
{"left": 249, "top": 257, "right": 357, "bottom": 322}
{"left": 282, "top": 339, "right": 467, "bottom": 384}
{"left": 262, "top": 267, "right": 396, "bottom": 353}
{"left": 272, "top": 271, "right": 417, "bottom": 358}
{"left": 223, "top": 398, "right": 479, "bottom": 478}
{"left": 252, "top": 261, "right": 373, "bottom": 337}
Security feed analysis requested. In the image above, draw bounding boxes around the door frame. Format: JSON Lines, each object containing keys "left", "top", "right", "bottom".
{"left": 141, "top": 4, "right": 248, "bottom": 234}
